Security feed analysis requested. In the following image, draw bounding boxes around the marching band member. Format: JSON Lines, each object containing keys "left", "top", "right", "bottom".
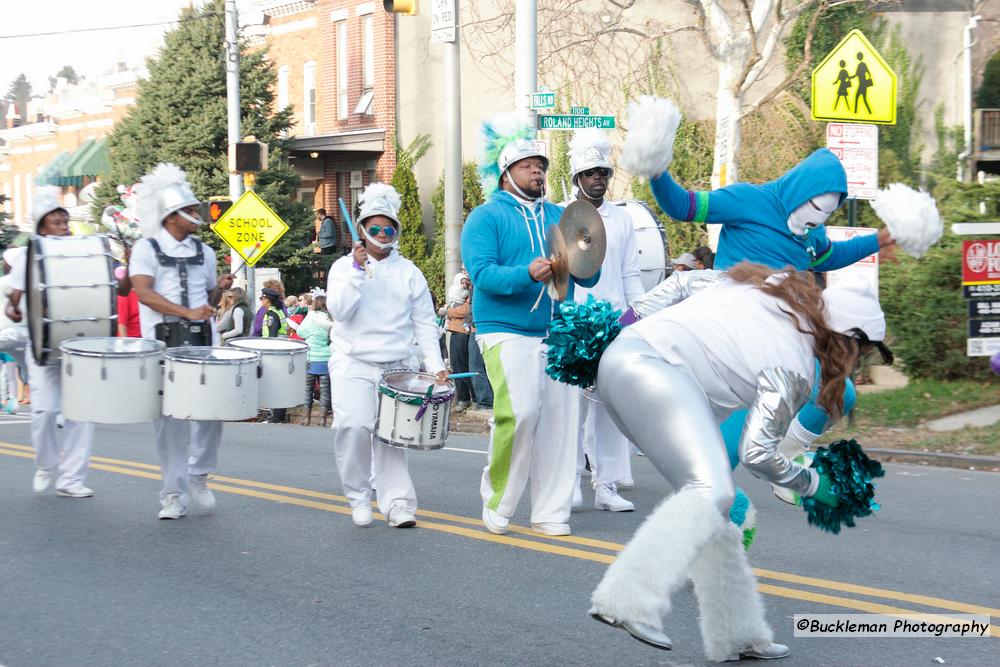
{"left": 129, "top": 164, "right": 233, "bottom": 520}
{"left": 326, "top": 183, "right": 447, "bottom": 529}
{"left": 461, "top": 115, "right": 599, "bottom": 537}
{"left": 589, "top": 265, "right": 886, "bottom": 662}
{"left": 5, "top": 186, "right": 96, "bottom": 498}
{"left": 562, "top": 129, "right": 644, "bottom": 513}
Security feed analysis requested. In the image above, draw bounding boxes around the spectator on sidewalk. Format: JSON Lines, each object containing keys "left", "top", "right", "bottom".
{"left": 296, "top": 293, "right": 333, "bottom": 426}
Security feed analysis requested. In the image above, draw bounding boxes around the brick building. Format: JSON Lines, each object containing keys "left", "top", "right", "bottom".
{"left": 249, "top": 0, "right": 397, "bottom": 250}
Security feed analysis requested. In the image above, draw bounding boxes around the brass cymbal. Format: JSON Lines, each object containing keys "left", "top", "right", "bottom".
{"left": 548, "top": 224, "right": 570, "bottom": 301}
{"left": 559, "top": 200, "right": 606, "bottom": 280}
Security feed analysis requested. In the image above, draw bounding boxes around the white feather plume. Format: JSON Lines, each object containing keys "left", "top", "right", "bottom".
{"left": 31, "top": 185, "right": 64, "bottom": 226}
{"left": 358, "top": 182, "right": 402, "bottom": 217}
{"left": 568, "top": 128, "right": 612, "bottom": 168}
{"left": 870, "top": 183, "right": 943, "bottom": 258}
{"left": 135, "top": 163, "right": 192, "bottom": 239}
{"left": 620, "top": 96, "right": 682, "bottom": 178}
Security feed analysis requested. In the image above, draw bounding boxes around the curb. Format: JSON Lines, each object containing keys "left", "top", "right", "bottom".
{"left": 866, "top": 448, "right": 1000, "bottom": 469}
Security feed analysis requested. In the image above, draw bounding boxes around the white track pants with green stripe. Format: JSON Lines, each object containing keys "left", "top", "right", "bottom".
{"left": 479, "top": 335, "right": 580, "bottom": 525}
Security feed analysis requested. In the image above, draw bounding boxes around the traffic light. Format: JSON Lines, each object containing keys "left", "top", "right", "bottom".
{"left": 228, "top": 141, "right": 268, "bottom": 173}
{"left": 202, "top": 198, "right": 233, "bottom": 224}
{"left": 384, "top": 0, "right": 418, "bottom": 15}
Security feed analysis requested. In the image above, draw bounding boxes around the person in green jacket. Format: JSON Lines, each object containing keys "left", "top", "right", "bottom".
{"left": 296, "top": 293, "right": 333, "bottom": 425}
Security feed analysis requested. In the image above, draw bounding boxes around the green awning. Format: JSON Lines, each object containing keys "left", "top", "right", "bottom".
{"left": 57, "top": 138, "right": 103, "bottom": 187}
{"left": 67, "top": 137, "right": 108, "bottom": 180}
{"left": 37, "top": 151, "right": 72, "bottom": 186}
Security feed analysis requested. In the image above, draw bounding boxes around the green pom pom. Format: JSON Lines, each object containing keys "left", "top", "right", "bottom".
{"left": 543, "top": 297, "right": 622, "bottom": 387}
{"left": 802, "top": 439, "right": 885, "bottom": 534}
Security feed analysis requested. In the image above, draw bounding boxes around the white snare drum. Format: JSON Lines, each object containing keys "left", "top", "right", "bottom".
{"left": 616, "top": 200, "right": 669, "bottom": 291}
{"left": 376, "top": 369, "right": 455, "bottom": 451}
{"left": 60, "top": 337, "right": 165, "bottom": 424}
{"left": 162, "top": 346, "right": 260, "bottom": 421}
{"left": 26, "top": 234, "right": 117, "bottom": 365}
{"left": 228, "top": 337, "right": 308, "bottom": 408}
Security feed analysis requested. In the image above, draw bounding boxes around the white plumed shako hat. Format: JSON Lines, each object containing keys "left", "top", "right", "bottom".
{"left": 357, "top": 182, "right": 402, "bottom": 227}
{"left": 823, "top": 277, "right": 886, "bottom": 342}
{"left": 568, "top": 128, "right": 613, "bottom": 182}
{"left": 31, "top": 185, "right": 67, "bottom": 229}
{"left": 135, "top": 163, "right": 201, "bottom": 238}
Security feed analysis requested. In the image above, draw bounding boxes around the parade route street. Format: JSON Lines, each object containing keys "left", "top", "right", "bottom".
{"left": 1, "top": 416, "right": 997, "bottom": 666}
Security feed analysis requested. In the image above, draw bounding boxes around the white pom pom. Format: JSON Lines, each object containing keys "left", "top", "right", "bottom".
{"left": 870, "top": 183, "right": 943, "bottom": 258}
{"left": 620, "top": 96, "right": 682, "bottom": 179}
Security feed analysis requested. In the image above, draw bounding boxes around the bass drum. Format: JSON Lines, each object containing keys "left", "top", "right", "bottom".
{"left": 615, "top": 200, "right": 669, "bottom": 292}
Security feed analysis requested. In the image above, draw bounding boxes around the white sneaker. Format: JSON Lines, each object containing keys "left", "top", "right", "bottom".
{"left": 482, "top": 506, "right": 509, "bottom": 535}
{"left": 189, "top": 474, "right": 216, "bottom": 511}
{"left": 725, "top": 642, "right": 790, "bottom": 661}
{"left": 531, "top": 522, "right": 571, "bottom": 536}
{"left": 32, "top": 469, "right": 52, "bottom": 493}
{"left": 158, "top": 495, "right": 186, "bottom": 520}
{"left": 387, "top": 502, "right": 417, "bottom": 528}
{"left": 351, "top": 505, "right": 373, "bottom": 527}
{"left": 57, "top": 484, "right": 93, "bottom": 498}
{"left": 594, "top": 482, "right": 635, "bottom": 512}
{"left": 572, "top": 481, "right": 583, "bottom": 509}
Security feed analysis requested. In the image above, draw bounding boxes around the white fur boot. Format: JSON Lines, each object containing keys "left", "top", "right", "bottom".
{"left": 690, "top": 522, "right": 775, "bottom": 662}
{"left": 590, "top": 487, "right": 726, "bottom": 629}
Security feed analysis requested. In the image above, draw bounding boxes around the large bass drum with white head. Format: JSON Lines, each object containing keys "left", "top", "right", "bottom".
{"left": 614, "top": 200, "right": 669, "bottom": 291}
{"left": 26, "top": 234, "right": 117, "bottom": 365}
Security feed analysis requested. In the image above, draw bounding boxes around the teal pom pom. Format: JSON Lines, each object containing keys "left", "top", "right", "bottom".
{"left": 729, "top": 487, "right": 757, "bottom": 550}
{"left": 477, "top": 114, "right": 536, "bottom": 198}
{"left": 543, "top": 297, "right": 623, "bottom": 387}
{"left": 802, "top": 439, "right": 885, "bottom": 534}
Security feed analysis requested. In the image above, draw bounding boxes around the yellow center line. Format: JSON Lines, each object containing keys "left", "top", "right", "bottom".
{"left": 2, "top": 442, "right": 998, "bottom": 628}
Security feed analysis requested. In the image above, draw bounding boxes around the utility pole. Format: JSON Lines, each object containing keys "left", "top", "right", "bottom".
{"left": 224, "top": 0, "right": 253, "bottom": 306}
{"left": 514, "top": 0, "right": 538, "bottom": 121}
{"left": 443, "top": 3, "right": 463, "bottom": 290}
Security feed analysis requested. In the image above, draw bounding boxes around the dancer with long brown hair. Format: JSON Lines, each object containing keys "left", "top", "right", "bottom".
{"left": 587, "top": 263, "right": 887, "bottom": 662}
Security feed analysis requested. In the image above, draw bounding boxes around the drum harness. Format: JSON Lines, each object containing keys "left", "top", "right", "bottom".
{"left": 149, "top": 238, "right": 212, "bottom": 347}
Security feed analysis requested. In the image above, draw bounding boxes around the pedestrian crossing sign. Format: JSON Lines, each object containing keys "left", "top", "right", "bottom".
{"left": 811, "top": 29, "right": 896, "bottom": 125}
{"left": 211, "top": 190, "right": 289, "bottom": 266}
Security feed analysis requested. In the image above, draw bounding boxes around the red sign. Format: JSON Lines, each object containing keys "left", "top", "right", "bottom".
{"left": 961, "top": 240, "right": 1000, "bottom": 285}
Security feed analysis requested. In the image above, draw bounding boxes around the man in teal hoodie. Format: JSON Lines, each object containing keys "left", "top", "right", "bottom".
{"left": 462, "top": 139, "right": 599, "bottom": 538}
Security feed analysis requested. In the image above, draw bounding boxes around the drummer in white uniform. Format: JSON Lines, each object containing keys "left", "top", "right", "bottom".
{"left": 5, "top": 186, "right": 96, "bottom": 498}
{"left": 326, "top": 182, "right": 447, "bottom": 529}
{"left": 561, "top": 129, "right": 644, "bottom": 512}
{"left": 128, "top": 163, "right": 233, "bottom": 520}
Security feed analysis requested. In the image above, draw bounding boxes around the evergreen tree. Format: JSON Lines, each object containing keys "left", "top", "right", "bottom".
{"left": 0, "top": 194, "right": 16, "bottom": 250}
{"left": 48, "top": 65, "right": 79, "bottom": 91}
{"left": 96, "top": 0, "right": 314, "bottom": 291}
{"left": 428, "top": 162, "right": 484, "bottom": 302}
{"left": 5, "top": 73, "right": 32, "bottom": 123}
{"left": 975, "top": 50, "right": 1000, "bottom": 109}
{"left": 391, "top": 134, "right": 432, "bottom": 266}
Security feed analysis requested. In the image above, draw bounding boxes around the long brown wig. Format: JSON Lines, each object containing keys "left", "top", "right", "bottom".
{"left": 726, "top": 262, "right": 859, "bottom": 419}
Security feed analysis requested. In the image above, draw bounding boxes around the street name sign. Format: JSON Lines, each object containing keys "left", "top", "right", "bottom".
{"left": 212, "top": 190, "right": 289, "bottom": 267}
{"left": 570, "top": 106, "right": 590, "bottom": 115}
{"left": 538, "top": 114, "right": 615, "bottom": 130}
{"left": 812, "top": 29, "right": 897, "bottom": 125}
{"left": 826, "top": 122, "right": 878, "bottom": 199}
{"left": 531, "top": 92, "right": 556, "bottom": 109}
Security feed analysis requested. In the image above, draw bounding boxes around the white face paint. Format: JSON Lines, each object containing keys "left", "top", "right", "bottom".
{"left": 786, "top": 192, "right": 841, "bottom": 236}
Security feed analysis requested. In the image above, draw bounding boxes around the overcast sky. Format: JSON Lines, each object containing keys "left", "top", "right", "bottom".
{"left": 1, "top": 0, "right": 259, "bottom": 96}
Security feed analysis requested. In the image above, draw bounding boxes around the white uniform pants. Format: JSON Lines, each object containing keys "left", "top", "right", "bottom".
{"left": 27, "top": 354, "right": 94, "bottom": 489}
{"left": 479, "top": 335, "right": 579, "bottom": 525}
{"left": 154, "top": 416, "right": 222, "bottom": 509}
{"left": 577, "top": 394, "right": 634, "bottom": 486}
{"left": 329, "top": 354, "right": 417, "bottom": 515}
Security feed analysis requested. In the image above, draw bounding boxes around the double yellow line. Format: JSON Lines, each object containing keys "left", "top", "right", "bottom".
{"left": 1, "top": 440, "right": 997, "bottom": 636}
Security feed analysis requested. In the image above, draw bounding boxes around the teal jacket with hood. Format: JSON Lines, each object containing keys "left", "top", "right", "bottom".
{"left": 650, "top": 148, "right": 880, "bottom": 271}
{"left": 461, "top": 190, "right": 600, "bottom": 337}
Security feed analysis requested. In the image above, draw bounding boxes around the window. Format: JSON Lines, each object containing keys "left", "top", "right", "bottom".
{"left": 362, "top": 15, "right": 374, "bottom": 92}
{"left": 336, "top": 21, "right": 348, "bottom": 120}
{"left": 303, "top": 61, "right": 316, "bottom": 135}
{"left": 277, "top": 65, "right": 289, "bottom": 111}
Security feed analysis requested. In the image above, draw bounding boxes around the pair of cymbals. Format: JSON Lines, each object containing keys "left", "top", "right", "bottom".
{"left": 548, "top": 200, "right": 607, "bottom": 300}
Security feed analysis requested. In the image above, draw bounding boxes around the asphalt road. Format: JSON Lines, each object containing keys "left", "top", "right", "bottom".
{"left": 1, "top": 414, "right": 997, "bottom": 666}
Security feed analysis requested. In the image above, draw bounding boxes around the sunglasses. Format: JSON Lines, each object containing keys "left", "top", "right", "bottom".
{"left": 580, "top": 167, "right": 611, "bottom": 178}
{"left": 366, "top": 224, "right": 396, "bottom": 238}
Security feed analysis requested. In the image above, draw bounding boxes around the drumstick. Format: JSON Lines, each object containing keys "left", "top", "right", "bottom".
{"left": 339, "top": 198, "right": 372, "bottom": 278}
{"left": 447, "top": 372, "right": 479, "bottom": 379}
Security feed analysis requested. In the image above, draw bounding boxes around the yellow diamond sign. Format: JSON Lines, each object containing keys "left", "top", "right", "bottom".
{"left": 211, "top": 190, "right": 289, "bottom": 267}
{"left": 811, "top": 29, "right": 896, "bottom": 125}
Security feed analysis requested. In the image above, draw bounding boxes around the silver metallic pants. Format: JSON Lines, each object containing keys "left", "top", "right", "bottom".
{"left": 596, "top": 332, "right": 736, "bottom": 518}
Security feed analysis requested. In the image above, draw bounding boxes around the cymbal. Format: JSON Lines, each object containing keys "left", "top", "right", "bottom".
{"left": 548, "top": 225, "right": 570, "bottom": 301}
{"left": 559, "top": 200, "right": 606, "bottom": 280}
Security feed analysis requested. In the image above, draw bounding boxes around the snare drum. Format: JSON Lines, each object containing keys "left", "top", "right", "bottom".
{"left": 26, "top": 234, "right": 117, "bottom": 365}
{"left": 162, "top": 346, "right": 260, "bottom": 421}
{"left": 228, "top": 337, "right": 308, "bottom": 408}
{"left": 376, "top": 369, "right": 455, "bottom": 450}
{"left": 616, "top": 200, "right": 669, "bottom": 291}
{"left": 60, "top": 337, "right": 165, "bottom": 424}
